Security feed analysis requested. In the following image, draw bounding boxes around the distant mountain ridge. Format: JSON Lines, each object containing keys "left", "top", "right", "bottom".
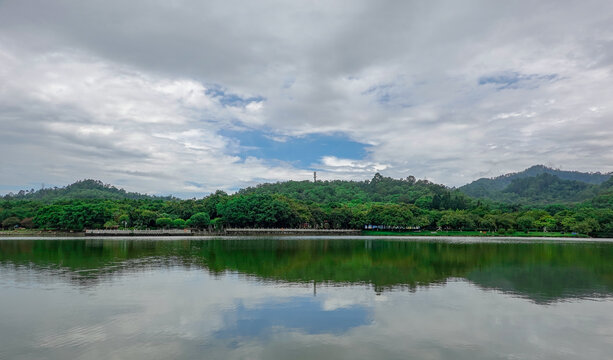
{"left": 2, "top": 179, "right": 171, "bottom": 201}
{"left": 459, "top": 165, "right": 612, "bottom": 204}
{"left": 4, "top": 165, "right": 612, "bottom": 206}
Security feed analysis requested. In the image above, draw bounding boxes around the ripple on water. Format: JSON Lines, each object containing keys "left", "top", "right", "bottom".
{"left": 38, "top": 325, "right": 108, "bottom": 349}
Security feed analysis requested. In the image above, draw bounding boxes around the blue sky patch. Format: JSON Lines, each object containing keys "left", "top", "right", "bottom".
{"left": 221, "top": 129, "right": 369, "bottom": 167}
{"left": 205, "top": 86, "right": 265, "bottom": 107}
{"left": 362, "top": 82, "right": 414, "bottom": 107}
{"left": 184, "top": 180, "right": 205, "bottom": 188}
{"left": 363, "top": 83, "right": 395, "bottom": 105}
{"left": 215, "top": 296, "right": 370, "bottom": 339}
{"left": 479, "top": 72, "right": 558, "bottom": 90}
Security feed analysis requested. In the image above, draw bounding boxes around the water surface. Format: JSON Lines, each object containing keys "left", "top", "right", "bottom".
{"left": 1, "top": 238, "right": 612, "bottom": 359}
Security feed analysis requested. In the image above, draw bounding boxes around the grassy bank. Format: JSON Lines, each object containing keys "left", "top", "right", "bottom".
{"left": 0, "top": 229, "right": 85, "bottom": 237}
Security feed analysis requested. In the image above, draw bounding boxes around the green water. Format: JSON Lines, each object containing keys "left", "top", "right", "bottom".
{"left": 1, "top": 237, "right": 612, "bottom": 359}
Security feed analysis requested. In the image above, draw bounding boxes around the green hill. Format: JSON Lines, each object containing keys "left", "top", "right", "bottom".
{"left": 2, "top": 179, "right": 170, "bottom": 202}
{"left": 2, "top": 172, "right": 613, "bottom": 235}
{"left": 238, "top": 173, "right": 472, "bottom": 210}
{"left": 459, "top": 165, "right": 611, "bottom": 204}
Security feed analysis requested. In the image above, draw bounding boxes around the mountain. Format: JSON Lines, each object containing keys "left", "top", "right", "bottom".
{"left": 239, "top": 173, "right": 472, "bottom": 210}
{"left": 2, "top": 179, "right": 171, "bottom": 202}
{"left": 4, "top": 166, "right": 612, "bottom": 206}
{"left": 459, "top": 165, "right": 612, "bottom": 204}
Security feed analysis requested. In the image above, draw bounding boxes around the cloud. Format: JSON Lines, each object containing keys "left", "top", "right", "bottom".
{"left": 315, "top": 156, "right": 388, "bottom": 178}
{"left": 0, "top": 44, "right": 311, "bottom": 195}
{"left": 1, "top": 0, "right": 613, "bottom": 194}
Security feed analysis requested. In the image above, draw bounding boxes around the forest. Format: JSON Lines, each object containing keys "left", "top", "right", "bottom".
{"left": 2, "top": 173, "right": 613, "bottom": 237}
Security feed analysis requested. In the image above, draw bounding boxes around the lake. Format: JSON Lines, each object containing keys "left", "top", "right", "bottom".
{"left": 1, "top": 237, "right": 612, "bottom": 359}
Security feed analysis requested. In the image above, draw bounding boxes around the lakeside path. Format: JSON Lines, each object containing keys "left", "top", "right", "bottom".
{"left": 2, "top": 235, "right": 613, "bottom": 243}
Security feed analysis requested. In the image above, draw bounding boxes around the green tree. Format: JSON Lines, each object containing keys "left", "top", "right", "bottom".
{"left": 571, "top": 218, "right": 600, "bottom": 235}
{"left": 535, "top": 215, "right": 557, "bottom": 232}
{"left": 517, "top": 216, "right": 535, "bottom": 232}
{"left": 415, "top": 195, "right": 433, "bottom": 209}
{"left": 103, "top": 220, "right": 118, "bottom": 229}
{"left": 118, "top": 214, "right": 130, "bottom": 228}
{"left": 202, "top": 190, "right": 228, "bottom": 219}
{"left": 2, "top": 216, "right": 21, "bottom": 229}
{"left": 172, "top": 218, "right": 186, "bottom": 229}
{"left": 189, "top": 212, "right": 211, "bottom": 229}
{"left": 210, "top": 217, "right": 224, "bottom": 231}
{"left": 479, "top": 215, "right": 497, "bottom": 231}
{"left": 437, "top": 211, "right": 476, "bottom": 230}
{"left": 155, "top": 217, "right": 173, "bottom": 228}
{"left": 136, "top": 209, "right": 158, "bottom": 228}
{"left": 366, "top": 204, "right": 413, "bottom": 227}
{"left": 217, "top": 194, "right": 298, "bottom": 228}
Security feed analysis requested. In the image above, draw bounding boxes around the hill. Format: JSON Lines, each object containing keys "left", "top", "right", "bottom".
{"left": 2, "top": 179, "right": 171, "bottom": 202}
{"left": 238, "top": 173, "right": 472, "bottom": 210}
{"left": 2, "top": 173, "right": 613, "bottom": 236}
{"left": 459, "top": 165, "right": 611, "bottom": 204}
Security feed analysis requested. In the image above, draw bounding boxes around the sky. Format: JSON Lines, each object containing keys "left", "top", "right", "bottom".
{"left": 1, "top": 0, "right": 613, "bottom": 197}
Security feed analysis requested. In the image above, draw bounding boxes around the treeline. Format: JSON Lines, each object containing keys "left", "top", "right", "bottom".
{"left": 2, "top": 174, "right": 613, "bottom": 236}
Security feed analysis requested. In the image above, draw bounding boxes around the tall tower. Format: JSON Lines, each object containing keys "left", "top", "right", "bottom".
{"left": 313, "top": 171, "right": 317, "bottom": 183}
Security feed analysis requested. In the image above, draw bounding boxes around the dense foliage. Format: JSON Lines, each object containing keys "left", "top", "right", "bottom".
{"left": 2, "top": 173, "right": 613, "bottom": 236}
{"left": 2, "top": 179, "right": 173, "bottom": 202}
{"left": 459, "top": 165, "right": 611, "bottom": 204}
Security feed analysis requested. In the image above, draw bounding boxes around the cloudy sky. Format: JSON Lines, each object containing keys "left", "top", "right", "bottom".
{"left": 2, "top": 0, "right": 613, "bottom": 197}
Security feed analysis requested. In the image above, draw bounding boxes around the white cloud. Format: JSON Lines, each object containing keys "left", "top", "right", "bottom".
{"left": 0, "top": 45, "right": 311, "bottom": 195}
{"left": 315, "top": 156, "right": 388, "bottom": 178}
{"left": 1, "top": 0, "right": 613, "bottom": 193}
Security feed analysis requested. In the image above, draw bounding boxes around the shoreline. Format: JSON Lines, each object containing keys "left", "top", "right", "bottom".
{"left": 1, "top": 234, "right": 612, "bottom": 243}
{"left": 0, "top": 228, "right": 595, "bottom": 238}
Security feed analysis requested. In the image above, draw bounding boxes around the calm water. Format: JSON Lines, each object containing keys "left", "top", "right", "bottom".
{"left": 1, "top": 237, "right": 613, "bottom": 359}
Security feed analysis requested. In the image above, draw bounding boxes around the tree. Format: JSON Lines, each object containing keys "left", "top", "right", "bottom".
{"left": 366, "top": 204, "right": 413, "bottom": 227}
{"left": 202, "top": 190, "right": 228, "bottom": 219}
{"left": 328, "top": 206, "right": 353, "bottom": 228}
{"left": 437, "top": 211, "right": 476, "bottom": 231}
{"left": 517, "top": 216, "right": 535, "bottom": 233}
{"left": 189, "top": 212, "right": 210, "bottom": 229}
{"left": 571, "top": 218, "right": 600, "bottom": 235}
{"left": 155, "top": 217, "right": 173, "bottom": 228}
{"left": 415, "top": 196, "right": 433, "bottom": 209}
{"left": 20, "top": 217, "right": 34, "bottom": 229}
{"left": 103, "top": 220, "right": 118, "bottom": 229}
{"left": 493, "top": 213, "right": 517, "bottom": 231}
{"left": 118, "top": 214, "right": 130, "bottom": 228}
{"left": 2, "top": 216, "right": 20, "bottom": 229}
{"left": 561, "top": 216, "right": 577, "bottom": 232}
{"left": 137, "top": 209, "right": 158, "bottom": 228}
{"left": 414, "top": 214, "right": 434, "bottom": 229}
{"left": 535, "top": 215, "right": 557, "bottom": 232}
{"left": 210, "top": 217, "right": 224, "bottom": 231}
{"left": 172, "top": 218, "right": 186, "bottom": 229}
{"left": 216, "top": 194, "right": 299, "bottom": 228}
{"left": 479, "top": 215, "right": 497, "bottom": 231}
